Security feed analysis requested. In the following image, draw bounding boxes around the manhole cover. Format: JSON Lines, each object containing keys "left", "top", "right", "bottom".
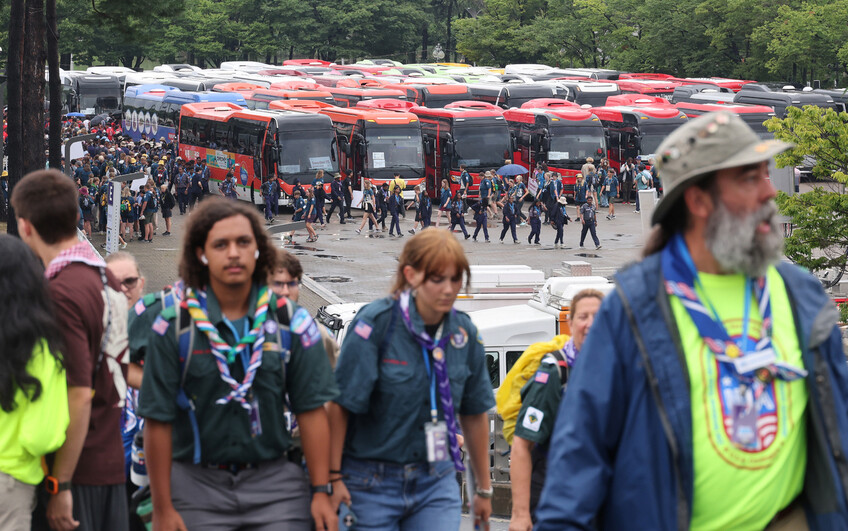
{"left": 311, "top": 276, "right": 352, "bottom": 283}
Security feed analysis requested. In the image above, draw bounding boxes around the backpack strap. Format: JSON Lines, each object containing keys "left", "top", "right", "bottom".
{"left": 173, "top": 302, "right": 201, "bottom": 465}
{"left": 543, "top": 349, "right": 570, "bottom": 389}
{"left": 273, "top": 296, "right": 294, "bottom": 388}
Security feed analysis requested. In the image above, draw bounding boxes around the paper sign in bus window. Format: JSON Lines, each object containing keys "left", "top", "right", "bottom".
{"left": 309, "top": 156, "right": 333, "bottom": 171}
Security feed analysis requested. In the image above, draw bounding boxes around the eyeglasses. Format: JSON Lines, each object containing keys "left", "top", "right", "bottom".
{"left": 272, "top": 280, "right": 300, "bottom": 290}
{"left": 120, "top": 276, "right": 140, "bottom": 289}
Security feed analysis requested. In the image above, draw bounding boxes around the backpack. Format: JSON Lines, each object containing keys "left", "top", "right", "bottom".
{"left": 164, "top": 191, "right": 176, "bottom": 209}
{"left": 81, "top": 195, "right": 94, "bottom": 211}
{"left": 496, "top": 334, "right": 570, "bottom": 445}
{"left": 169, "top": 291, "right": 294, "bottom": 464}
{"left": 100, "top": 186, "right": 108, "bottom": 207}
{"left": 121, "top": 198, "right": 131, "bottom": 213}
{"left": 150, "top": 192, "right": 159, "bottom": 211}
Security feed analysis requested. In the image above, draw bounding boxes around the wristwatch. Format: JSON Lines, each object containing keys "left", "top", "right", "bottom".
{"left": 311, "top": 483, "right": 334, "bottom": 496}
{"left": 45, "top": 476, "right": 72, "bottom": 495}
{"left": 475, "top": 486, "right": 494, "bottom": 499}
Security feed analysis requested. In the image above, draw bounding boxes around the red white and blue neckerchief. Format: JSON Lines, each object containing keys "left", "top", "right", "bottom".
{"left": 663, "top": 233, "right": 806, "bottom": 382}
{"left": 398, "top": 290, "right": 465, "bottom": 471}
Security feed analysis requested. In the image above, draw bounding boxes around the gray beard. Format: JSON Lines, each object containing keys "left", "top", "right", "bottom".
{"left": 704, "top": 199, "right": 784, "bottom": 278}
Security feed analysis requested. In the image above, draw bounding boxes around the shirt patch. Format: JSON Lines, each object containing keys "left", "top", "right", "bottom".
{"left": 353, "top": 321, "right": 373, "bottom": 340}
{"left": 534, "top": 371, "right": 549, "bottom": 384}
{"left": 134, "top": 299, "right": 146, "bottom": 316}
{"left": 290, "top": 307, "right": 314, "bottom": 335}
{"left": 450, "top": 327, "right": 468, "bottom": 349}
{"left": 301, "top": 321, "right": 321, "bottom": 349}
{"left": 151, "top": 315, "right": 170, "bottom": 336}
{"left": 522, "top": 406, "right": 544, "bottom": 432}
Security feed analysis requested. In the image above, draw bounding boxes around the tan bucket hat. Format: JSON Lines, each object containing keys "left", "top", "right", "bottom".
{"left": 652, "top": 111, "right": 792, "bottom": 225}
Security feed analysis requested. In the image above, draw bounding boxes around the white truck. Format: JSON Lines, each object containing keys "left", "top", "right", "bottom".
{"left": 470, "top": 276, "right": 614, "bottom": 390}
{"left": 315, "top": 268, "right": 613, "bottom": 391}
{"left": 315, "top": 265, "right": 545, "bottom": 347}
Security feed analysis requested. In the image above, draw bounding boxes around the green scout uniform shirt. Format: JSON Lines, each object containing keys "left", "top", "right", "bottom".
{"left": 137, "top": 284, "right": 339, "bottom": 464}
{"left": 128, "top": 291, "right": 167, "bottom": 364}
{"left": 335, "top": 296, "right": 495, "bottom": 464}
{"left": 514, "top": 358, "right": 563, "bottom": 446}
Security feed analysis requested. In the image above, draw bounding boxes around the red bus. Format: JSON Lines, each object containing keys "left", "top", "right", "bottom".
{"left": 671, "top": 77, "right": 754, "bottom": 92}
{"left": 356, "top": 99, "right": 418, "bottom": 111}
{"left": 520, "top": 98, "right": 580, "bottom": 109}
{"left": 212, "top": 82, "right": 264, "bottom": 93}
{"left": 409, "top": 101, "right": 513, "bottom": 199}
{"left": 317, "top": 106, "right": 425, "bottom": 198}
{"left": 381, "top": 84, "right": 472, "bottom": 108}
{"left": 178, "top": 101, "right": 338, "bottom": 204}
{"left": 504, "top": 106, "right": 605, "bottom": 198}
{"left": 268, "top": 80, "right": 324, "bottom": 91}
{"left": 282, "top": 59, "right": 336, "bottom": 67}
{"left": 269, "top": 100, "right": 335, "bottom": 112}
{"left": 605, "top": 94, "right": 671, "bottom": 107}
{"left": 590, "top": 105, "right": 688, "bottom": 171}
{"left": 324, "top": 86, "right": 408, "bottom": 108}
{"left": 611, "top": 79, "right": 682, "bottom": 101}
{"left": 243, "top": 88, "right": 336, "bottom": 110}
{"left": 674, "top": 101, "right": 775, "bottom": 138}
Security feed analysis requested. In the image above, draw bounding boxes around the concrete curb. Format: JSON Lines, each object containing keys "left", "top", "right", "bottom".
{"left": 302, "top": 274, "right": 345, "bottom": 305}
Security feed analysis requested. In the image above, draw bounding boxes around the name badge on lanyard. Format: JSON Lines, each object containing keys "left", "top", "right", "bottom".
{"left": 733, "top": 348, "right": 777, "bottom": 376}
{"left": 425, "top": 421, "right": 450, "bottom": 463}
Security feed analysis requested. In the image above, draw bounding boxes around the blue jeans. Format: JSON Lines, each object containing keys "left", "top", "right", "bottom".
{"left": 342, "top": 457, "right": 461, "bottom": 531}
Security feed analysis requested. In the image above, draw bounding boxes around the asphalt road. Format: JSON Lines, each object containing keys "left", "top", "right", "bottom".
{"left": 89, "top": 199, "right": 648, "bottom": 313}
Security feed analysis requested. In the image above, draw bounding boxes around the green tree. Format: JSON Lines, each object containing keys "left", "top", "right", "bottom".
{"left": 769, "top": 106, "right": 848, "bottom": 286}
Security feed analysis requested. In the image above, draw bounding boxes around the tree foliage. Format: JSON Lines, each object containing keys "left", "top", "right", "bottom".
{"left": 0, "top": 0, "right": 847, "bottom": 83}
{"left": 770, "top": 106, "right": 848, "bottom": 286}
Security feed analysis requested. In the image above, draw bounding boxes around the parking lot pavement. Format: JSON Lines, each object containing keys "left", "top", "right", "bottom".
{"left": 89, "top": 202, "right": 649, "bottom": 310}
{"left": 290, "top": 207, "right": 646, "bottom": 303}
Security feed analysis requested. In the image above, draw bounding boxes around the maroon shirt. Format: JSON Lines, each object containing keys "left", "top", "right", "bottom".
{"left": 48, "top": 262, "right": 127, "bottom": 486}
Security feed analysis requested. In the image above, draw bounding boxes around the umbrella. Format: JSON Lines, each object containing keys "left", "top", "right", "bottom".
{"left": 496, "top": 164, "right": 528, "bottom": 176}
{"left": 90, "top": 113, "right": 110, "bottom": 126}
{"left": 65, "top": 112, "right": 86, "bottom": 118}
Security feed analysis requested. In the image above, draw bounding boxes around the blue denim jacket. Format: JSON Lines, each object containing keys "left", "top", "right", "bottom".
{"left": 536, "top": 252, "right": 848, "bottom": 530}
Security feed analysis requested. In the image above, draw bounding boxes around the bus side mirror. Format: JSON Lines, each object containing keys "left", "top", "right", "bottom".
{"left": 443, "top": 133, "right": 454, "bottom": 156}
{"left": 423, "top": 137, "right": 433, "bottom": 156}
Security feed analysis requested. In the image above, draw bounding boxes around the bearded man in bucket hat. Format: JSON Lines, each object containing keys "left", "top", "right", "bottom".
{"left": 535, "top": 111, "right": 848, "bottom": 531}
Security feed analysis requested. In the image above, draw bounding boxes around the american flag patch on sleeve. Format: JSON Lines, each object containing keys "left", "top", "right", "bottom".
{"left": 134, "top": 299, "right": 146, "bottom": 316}
{"left": 152, "top": 315, "right": 170, "bottom": 336}
{"left": 534, "top": 371, "right": 549, "bottom": 384}
{"left": 353, "top": 321, "right": 373, "bottom": 340}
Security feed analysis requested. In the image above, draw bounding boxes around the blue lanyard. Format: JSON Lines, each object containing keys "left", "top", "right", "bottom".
{"left": 221, "top": 316, "right": 251, "bottom": 370}
{"left": 675, "top": 236, "right": 753, "bottom": 351}
{"left": 421, "top": 347, "right": 439, "bottom": 424}
{"left": 419, "top": 325, "right": 444, "bottom": 424}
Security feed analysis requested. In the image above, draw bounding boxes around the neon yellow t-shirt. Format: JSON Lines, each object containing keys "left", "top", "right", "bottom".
{"left": 670, "top": 267, "right": 807, "bottom": 530}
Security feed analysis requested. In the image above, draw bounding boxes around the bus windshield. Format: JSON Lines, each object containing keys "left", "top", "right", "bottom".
{"left": 80, "top": 95, "right": 120, "bottom": 113}
{"left": 364, "top": 126, "right": 423, "bottom": 170}
{"left": 638, "top": 122, "right": 679, "bottom": 156}
{"left": 547, "top": 126, "right": 605, "bottom": 163}
{"left": 453, "top": 124, "right": 510, "bottom": 168}
{"left": 278, "top": 130, "right": 338, "bottom": 174}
